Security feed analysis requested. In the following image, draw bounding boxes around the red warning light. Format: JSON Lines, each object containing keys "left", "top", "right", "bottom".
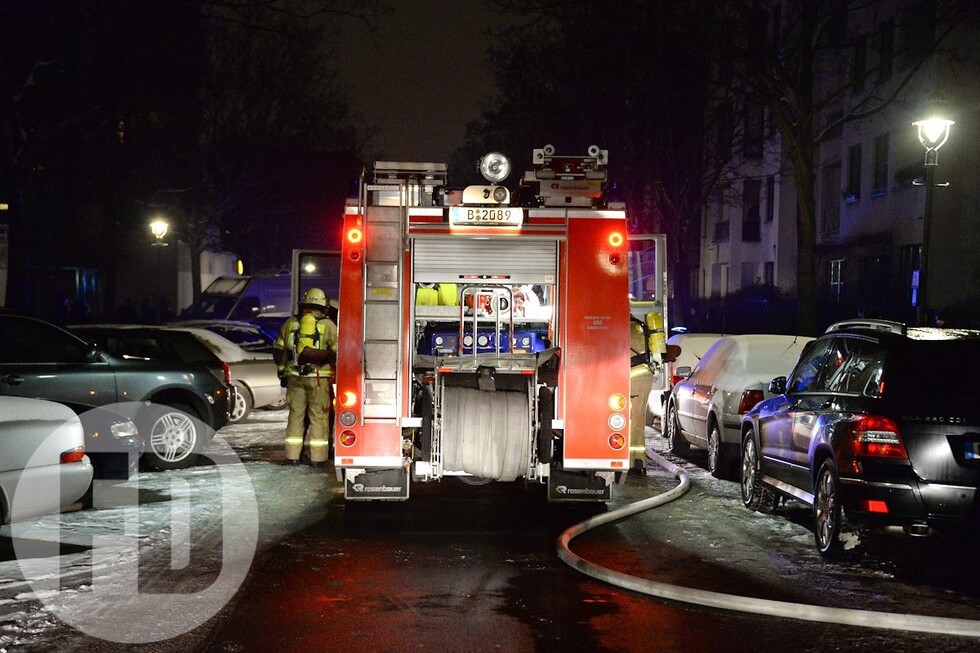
{"left": 608, "top": 231, "right": 624, "bottom": 248}
{"left": 347, "top": 227, "right": 363, "bottom": 244}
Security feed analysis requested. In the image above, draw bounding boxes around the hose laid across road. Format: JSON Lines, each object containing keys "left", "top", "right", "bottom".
{"left": 557, "top": 450, "right": 980, "bottom": 638}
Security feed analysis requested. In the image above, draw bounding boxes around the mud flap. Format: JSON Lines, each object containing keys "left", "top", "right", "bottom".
{"left": 547, "top": 466, "right": 612, "bottom": 502}
{"left": 344, "top": 468, "right": 410, "bottom": 501}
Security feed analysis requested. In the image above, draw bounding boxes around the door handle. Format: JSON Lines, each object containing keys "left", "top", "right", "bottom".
{"left": 2, "top": 374, "right": 24, "bottom": 386}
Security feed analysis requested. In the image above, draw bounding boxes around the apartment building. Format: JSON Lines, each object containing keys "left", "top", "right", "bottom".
{"left": 699, "top": 0, "right": 980, "bottom": 328}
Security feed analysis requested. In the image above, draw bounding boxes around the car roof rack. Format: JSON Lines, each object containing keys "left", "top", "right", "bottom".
{"left": 824, "top": 319, "right": 906, "bottom": 335}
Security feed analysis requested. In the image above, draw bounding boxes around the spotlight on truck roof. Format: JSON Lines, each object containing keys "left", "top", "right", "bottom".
{"left": 479, "top": 152, "right": 511, "bottom": 184}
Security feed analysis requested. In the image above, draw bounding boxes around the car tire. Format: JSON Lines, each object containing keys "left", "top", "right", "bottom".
{"left": 741, "top": 430, "right": 777, "bottom": 512}
{"left": 814, "top": 458, "right": 846, "bottom": 558}
{"left": 665, "top": 403, "right": 690, "bottom": 456}
{"left": 143, "top": 403, "right": 203, "bottom": 471}
{"left": 229, "top": 382, "right": 253, "bottom": 423}
{"left": 708, "top": 424, "right": 729, "bottom": 479}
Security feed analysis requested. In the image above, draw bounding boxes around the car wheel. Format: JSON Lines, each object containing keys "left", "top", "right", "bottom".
{"left": 144, "top": 403, "right": 202, "bottom": 471}
{"left": 814, "top": 458, "right": 845, "bottom": 557}
{"left": 741, "top": 430, "right": 777, "bottom": 512}
{"left": 708, "top": 424, "right": 727, "bottom": 479}
{"left": 228, "top": 382, "right": 253, "bottom": 423}
{"left": 665, "top": 403, "right": 690, "bottom": 456}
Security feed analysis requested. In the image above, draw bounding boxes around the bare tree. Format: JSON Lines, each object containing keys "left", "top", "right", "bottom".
{"left": 691, "top": 0, "right": 980, "bottom": 333}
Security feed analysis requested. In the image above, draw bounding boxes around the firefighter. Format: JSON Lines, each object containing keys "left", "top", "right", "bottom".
{"left": 274, "top": 288, "right": 338, "bottom": 466}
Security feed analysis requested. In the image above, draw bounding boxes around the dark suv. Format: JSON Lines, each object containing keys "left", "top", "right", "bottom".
{"left": 0, "top": 312, "right": 231, "bottom": 470}
{"left": 740, "top": 319, "right": 980, "bottom": 556}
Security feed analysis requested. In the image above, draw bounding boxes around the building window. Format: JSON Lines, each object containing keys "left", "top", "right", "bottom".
{"left": 712, "top": 263, "right": 730, "bottom": 298}
{"left": 852, "top": 36, "right": 867, "bottom": 91}
{"left": 764, "top": 261, "right": 774, "bottom": 286}
{"left": 716, "top": 105, "right": 733, "bottom": 160}
{"left": 829, "top": 259, "right": 844, "bottom": 304}
{"left": 765, "top": 176, "right": 775, "bottom": 222}
{"left": 845, "top": 144, "right": 862, "bottom": 201}
{"left": 878, "top": 18, "right": 894, "bottom": 81}
{"left": 821, "top": 162, "right": 841, "bottom": 233}
{"left": 743, "top": 103, "right": 764, "bottom": 158}
{"left": 899, "top": 1, "right": 935, "bottom": 68}
{"left": 713, "top": 220, "right": 730, "bottom": 243}
{"left": 873, "top": 133, "right": 889, "bottom": 196}
{"left": 742, "top": 179, "right": 761, "bottom": 241}
{"left": 901, "top": 245, "right": 921, "bottom": 309}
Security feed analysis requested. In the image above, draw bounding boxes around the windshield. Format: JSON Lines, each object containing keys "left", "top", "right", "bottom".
{"left": 180, "top": 295, "right": 237, "bottom": 320}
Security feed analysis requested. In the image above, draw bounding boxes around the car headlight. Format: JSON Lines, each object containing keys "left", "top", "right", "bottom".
{"left": 111, "top": 420, "right": 139, "bottom": 439}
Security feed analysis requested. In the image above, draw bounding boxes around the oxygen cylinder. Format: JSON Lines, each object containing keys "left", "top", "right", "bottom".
{"left": 298, "top": 313, "right": 318, "bottom": 353}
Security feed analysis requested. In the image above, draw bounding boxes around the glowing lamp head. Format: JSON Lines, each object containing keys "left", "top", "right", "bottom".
{"left": 347, "top": 227, "right": 363, "bottom": 244}
{"left": 340, "top": 390, "right": 358, "bottom": 407}
{"left": 608, "top": 231, "right": 624, "bottom": 248}
{"left": 608, "top": 393, "right": 627, "bottom": 412}
{"left": 479, "top": 152, "right": 512, "bottom": 183}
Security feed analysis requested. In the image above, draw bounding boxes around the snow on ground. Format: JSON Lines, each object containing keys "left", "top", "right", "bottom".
{"left": 0, "top": 408, "right": 336, "bottom": 652}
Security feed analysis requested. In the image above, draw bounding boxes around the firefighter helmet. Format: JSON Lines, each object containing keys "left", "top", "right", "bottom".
{"left": 300, "top": 287, "right": 328, "bottom": 309}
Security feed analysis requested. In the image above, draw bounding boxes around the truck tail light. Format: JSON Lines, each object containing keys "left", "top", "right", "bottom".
{"left": 850, "top": 415, "right": 908, "bottom": 459}
{"left": 61, "top": 447, "right": 86, "bottom": 465}
{"left": 737, "top": 389, "right": 765, "bottom": 414}
{"left": 340, "top": 390, "right": 358, "bottom": 407}
{"left": 339, "top": 430, "right": 357, "bottom": 447}
{"left": 607, "top": 393, "right": 627, "bottom": 412}
{"left": 347, "top": 227, "right": 363, "bottom": 244}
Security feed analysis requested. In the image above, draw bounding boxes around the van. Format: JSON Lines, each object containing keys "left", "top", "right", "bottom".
{"left": 179, "top": 274, "right": 293, "bottom": 334}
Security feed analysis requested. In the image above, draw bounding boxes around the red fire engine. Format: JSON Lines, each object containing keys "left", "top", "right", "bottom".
{"left": 327, "top": 145, "right": 666, "bottom": 501}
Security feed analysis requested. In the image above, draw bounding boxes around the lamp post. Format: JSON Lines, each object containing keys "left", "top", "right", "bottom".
{"left": 912, "top": 93, "right": 953, "bottom": 326}
{"left": 149, "top": 218, "right": 170, "bottom": 246}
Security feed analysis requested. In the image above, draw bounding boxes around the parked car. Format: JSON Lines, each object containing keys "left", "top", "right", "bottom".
{"left": 646, "top": 332, "right": 725, "bottom": 427}
{"left": 0, "top": 396, "right": 93, "bottom": 523}
{"left": 168, "top": 326, "right": 284, "bottom": 418}
{"left": 168, "top": 319, "right": 277, "bottom": 355}
{"left": 740, "top": 319, "right": 980, "bottom": 556}
{"left": 664, "top": 334, "right": 813, "bottom": 478}
{"left": 72, "top": 324, "right": 283, "bottom": 422}
{"left": 0, "top": 312, "right": 230, "bottom": 471}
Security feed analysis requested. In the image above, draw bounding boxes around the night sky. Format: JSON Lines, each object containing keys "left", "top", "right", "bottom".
{"left": 333, "top": 0, "right": 505, "bottom": 164}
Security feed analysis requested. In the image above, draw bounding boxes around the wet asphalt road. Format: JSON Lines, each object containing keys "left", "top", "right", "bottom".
{"left": 196, "top": 450, "right": 980, "bottom": 653}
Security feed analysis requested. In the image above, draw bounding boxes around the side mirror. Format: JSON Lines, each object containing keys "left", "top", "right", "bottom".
{"left": 675, "top": 365, "right": 692, "bottom": 378}
{"left": 769, "top": 376, "right": 787, "bottom": 395}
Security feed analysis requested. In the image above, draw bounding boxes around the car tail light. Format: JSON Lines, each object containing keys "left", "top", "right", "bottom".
{"left": 737, "top": 389, "right": 765, "bottom": 414}
{"left": 221, "top": 361, "right": 232, "bottom": 383}
{"left": 861, "top": 499, "right": 889, "bottom": 514}
{"left": 850, "top": 415, "right": 908, "bottom": 459}
{"left": 61, "top": 447, "right": 86, "bottom": 465}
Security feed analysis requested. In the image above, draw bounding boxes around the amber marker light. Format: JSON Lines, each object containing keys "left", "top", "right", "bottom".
{"left": 608, "top": 393, "right": 627, "bottom": 411}
{"left": 340, "top": 390, "right": 358, "bottom": 407}
{"left": 339, "top": 430, "right": 357, "bottom": 447}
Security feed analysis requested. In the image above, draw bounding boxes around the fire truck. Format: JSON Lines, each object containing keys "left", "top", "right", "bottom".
{"left": 316, "top": 145, "right": 667, "bottom": 501}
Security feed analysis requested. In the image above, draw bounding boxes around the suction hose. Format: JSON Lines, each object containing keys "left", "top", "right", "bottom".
{"left": 557, "top": 451, "right": 980, "bottom": 638}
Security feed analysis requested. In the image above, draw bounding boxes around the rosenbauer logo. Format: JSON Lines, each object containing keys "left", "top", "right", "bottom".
{"left": 10, "top": 404, "right": 259, "bottom": 644}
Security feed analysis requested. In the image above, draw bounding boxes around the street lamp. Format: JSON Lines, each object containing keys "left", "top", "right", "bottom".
{"left": 149, "top": 218, "right": 170, "bottom": 246}
{"left": 912, "top": 93, "right": 954, "bottom": 326}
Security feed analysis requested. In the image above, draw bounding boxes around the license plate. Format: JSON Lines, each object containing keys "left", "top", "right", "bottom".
{"left": 449, "top": 206, "right": 524, "bottom": 227}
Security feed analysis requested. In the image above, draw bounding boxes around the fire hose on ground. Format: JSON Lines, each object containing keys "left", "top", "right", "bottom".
{"left": 556, "top": 450, "right": 980, "bottom": 638}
